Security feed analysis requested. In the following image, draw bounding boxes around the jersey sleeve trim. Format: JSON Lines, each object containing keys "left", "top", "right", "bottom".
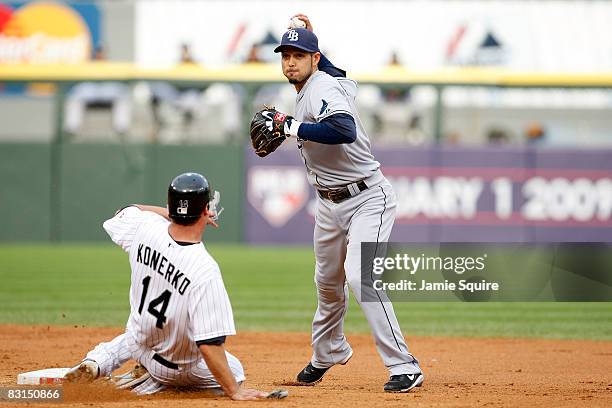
{"left": 114, "top": 204, "right": 137, "bottom": 215}
{"left": 318, "top": 109, "right": 354, "bottom": 122}
{"left": 193, "top": 330, "right": 236, "bottom": 342}
{"left": 195, "top": 336, "right": 226, "bottom": 346}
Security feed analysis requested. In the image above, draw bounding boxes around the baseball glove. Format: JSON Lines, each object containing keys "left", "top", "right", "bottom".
{"left": 249, "top": 107, "right": 292, "bottom": 157}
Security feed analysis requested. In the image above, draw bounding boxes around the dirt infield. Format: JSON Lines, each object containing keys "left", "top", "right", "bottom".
{"left": 0, "top": 325, "right": 611, "bottom": 407}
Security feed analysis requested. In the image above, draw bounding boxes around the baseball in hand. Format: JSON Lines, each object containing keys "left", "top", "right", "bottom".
{"left": 289, "top": 17, "right": 306, "bottom": 29}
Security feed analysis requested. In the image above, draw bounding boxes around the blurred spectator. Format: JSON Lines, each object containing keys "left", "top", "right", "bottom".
{"left": 145, "top": 43, "right": 242, "bottom": 143}
{"left": 245, "top": 44, "right": 263, "bottom": 63}
{"left": 374, "top": 50, "right": 414, "bottom": 144}
{"left": 445, "top": 130, "right": 462, "bottom": 145}
{"left": 406, "top": 115, "right": 427, "bottom": 145}
{"left": 486, "top": 127, "right": 510, "bottom": 145}
{"left": 382, "top": 87, "right": 410, "bottom": 103}
{"left": 383, "top": 51, "right": 410, "bottom": 102}
{"left": 179, "top": 43, "right": 195, "bottom": 64}
{"left": 63, "top": 46, "right": 131, "bottom": 140}
{"left": 147, "top": 43, "right": 202, "bottom": 140}
{"left": 525, "top": 122, "right": 546, "bottom": 146}
{"left": 388, "top": 50, "right": 401, "bottom": 66}
{"left": 93, "top": 45, "right": 106, "bottom": 60}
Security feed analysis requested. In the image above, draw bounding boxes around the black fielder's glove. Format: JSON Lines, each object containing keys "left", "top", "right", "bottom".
{"left": 249, "top": 106, "right": 297, "bottom": 157}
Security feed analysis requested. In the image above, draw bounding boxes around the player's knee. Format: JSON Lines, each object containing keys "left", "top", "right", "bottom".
{"left": 315, "top": 279, "right": 346, "bottom": 301}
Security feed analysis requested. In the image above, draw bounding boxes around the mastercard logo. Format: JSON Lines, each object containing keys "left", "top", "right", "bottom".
{"left": 0, "top": 1, "right": 92, "bottom": 63}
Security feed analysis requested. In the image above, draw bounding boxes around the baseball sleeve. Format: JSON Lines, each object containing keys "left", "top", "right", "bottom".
{"left": 189, "top": 275, "right": 237, "bottom": 342}
{"left": 102, "top": 206, "right": 155, "bottom": 251}
{"left": 308, "top": 77, "right": 353, "bottom": 122}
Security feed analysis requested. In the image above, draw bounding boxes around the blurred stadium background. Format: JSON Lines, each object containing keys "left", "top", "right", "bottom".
{"left": 0, "top": 0, "right": 610, "bottom": 338}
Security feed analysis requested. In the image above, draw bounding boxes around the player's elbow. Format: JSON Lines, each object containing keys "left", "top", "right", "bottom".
{"left": 342, "top": 121, "right": 357, "bottom": 144}
{"left": 102, "top": 220, "right": 113, "bottom": 237}
{"left": 324, "top": 113, "right": 356, "bottom": 144}
{"left": 199, "top": 343, "right": 223, "bottom": 355}
{"left": 298, "top": 114, "right": 356, "bottom": 145}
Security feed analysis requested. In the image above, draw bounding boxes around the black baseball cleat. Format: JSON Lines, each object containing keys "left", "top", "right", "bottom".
{"left": 296, "top": 350, "right": 353, "bottom": 384}
{"left": 296, "top": 363, "right": 330, "bottom": 384}
{"left": 383, "top": 373, "right": 424, "bottom": 393}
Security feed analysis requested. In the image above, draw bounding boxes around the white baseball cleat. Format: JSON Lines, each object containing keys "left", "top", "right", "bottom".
{"left": 64, "top": 359, "right": 100, "bottom": 383}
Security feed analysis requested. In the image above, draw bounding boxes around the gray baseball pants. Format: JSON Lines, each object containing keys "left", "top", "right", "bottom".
{"left": 310, "top": 173, "right": 421, "bottom": 376}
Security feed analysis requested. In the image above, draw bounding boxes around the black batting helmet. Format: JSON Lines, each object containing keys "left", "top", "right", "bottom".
{"left": 168, "top": 172, "right": 211, "bottom": 225}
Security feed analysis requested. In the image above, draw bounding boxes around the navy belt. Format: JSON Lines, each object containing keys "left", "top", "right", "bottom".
{"left": 317, "top": 180, "right": 368, "bottom": 204}
{"left": 153, "top": 353, "right": 178, "bottom": 370}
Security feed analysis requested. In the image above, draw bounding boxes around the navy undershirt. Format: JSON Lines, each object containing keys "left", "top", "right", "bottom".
{"left": 297, "top": 113, "right": 356, "bottom": 144}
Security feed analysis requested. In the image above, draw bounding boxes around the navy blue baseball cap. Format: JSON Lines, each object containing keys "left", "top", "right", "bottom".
{"left": 274, "top": 28, "right": 320, "bottom": 53}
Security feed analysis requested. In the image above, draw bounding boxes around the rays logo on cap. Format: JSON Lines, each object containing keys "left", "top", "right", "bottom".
{"left": 177, "top": 200, "right": 189, "bottom": 215}
{"left": 274, "top": 28, "right": 319, "bottom": 53}
{"left": 287, "top": 29, "right": 299, "bottom": 41}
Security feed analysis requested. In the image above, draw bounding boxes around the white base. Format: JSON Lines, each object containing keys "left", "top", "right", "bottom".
{"left": 17, "top": 368, "right": 70, "bottom": 385}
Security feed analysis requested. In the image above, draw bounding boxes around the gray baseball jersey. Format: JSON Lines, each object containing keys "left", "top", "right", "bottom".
{"left": 294, "top": 70, "right": 379, "bottom": 189}
{"left": 82, "top": 207, "right": 245, "bottom": 393}
{"left": 293, "top": 69, "right": 422, "bottom": 378}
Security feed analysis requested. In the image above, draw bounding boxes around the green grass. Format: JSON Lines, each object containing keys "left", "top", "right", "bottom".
{"left": 0, "top": 244, "right": 611, "bottom": 340}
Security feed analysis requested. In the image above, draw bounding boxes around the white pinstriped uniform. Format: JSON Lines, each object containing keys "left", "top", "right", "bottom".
{"left": 84, "top": 206, "right": 244, "bottom": 394}
{"left": 294, "top": 70, "right": 422, "bottom": 377}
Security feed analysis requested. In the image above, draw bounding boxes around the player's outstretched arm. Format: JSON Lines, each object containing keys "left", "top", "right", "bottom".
{"left": 198, "top": 344, "right": 268, "bottom": 400}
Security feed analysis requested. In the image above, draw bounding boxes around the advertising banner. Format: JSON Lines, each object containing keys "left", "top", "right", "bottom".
{"left": 0, "top": 1, "right": 100, "bottom": 64}
{"left": 135, "top": 0, "right": 612, "bottom": 71}
{"left": 245, "top": 146, "right": 612, "bottom": 244}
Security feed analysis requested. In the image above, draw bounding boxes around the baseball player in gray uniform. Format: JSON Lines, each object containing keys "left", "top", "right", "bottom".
{"left": 64, "top": 172, "right": 284, "bottom": 400}
{"left": 252, "top": 15, "right": 423, "bottom": 392}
